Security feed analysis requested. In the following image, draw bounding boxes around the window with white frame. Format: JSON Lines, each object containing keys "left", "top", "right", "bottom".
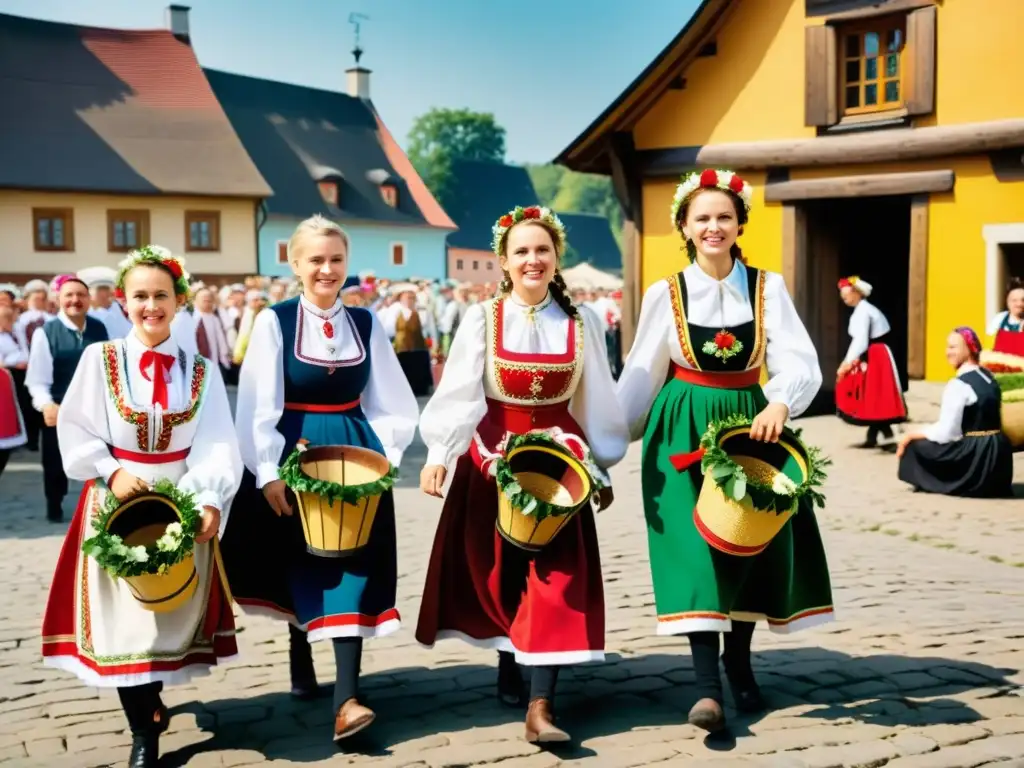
{"left": 983, "top": 224, "right": 1024, "bottom": 324}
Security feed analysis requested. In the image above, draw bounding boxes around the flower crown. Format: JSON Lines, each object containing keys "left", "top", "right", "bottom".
{"left": 670, "top": 169, "right": 753, "bottom": 232}
{"left": 114, "top": 245, "right": 190, "bottom": 298}
{"left": 491, "top": 205, "right": 566, "bottom": 256}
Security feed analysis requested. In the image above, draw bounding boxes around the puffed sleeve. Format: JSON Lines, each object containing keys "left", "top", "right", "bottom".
{"left": 177, "top": 364, "right": 243, "bottom": 537}
{"left": 233, "top": 309, "right": 286, "bottom": 488}
{"left": 616, "top": 280, "right": 673, "bottom": 441}
{"left": 921, "top": 377, "right": 973, "bottom": 444}
{"left": 569, "top": 306, "right": 629, "bottom": 468}
{"left": 362, "top": 312, "right": 420, "bottom": 467}
{"left": 762, "top": 272, "right": 822, "bottom": 419}
{"left": 56, "top": 344, "right": 122, "bottom": 484}
{"left": 843, "top": 303, "right": 871, "bottom": 363}
{"left": 419, "top": 302, "right": 488, "bottom": 469}
{"left": 987, "top": 311, "right": 1009, "bottom": 336}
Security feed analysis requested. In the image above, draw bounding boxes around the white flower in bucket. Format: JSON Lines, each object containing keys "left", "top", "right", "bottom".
{"left": 771, "top": 473, "right": 798, "bottom": 496}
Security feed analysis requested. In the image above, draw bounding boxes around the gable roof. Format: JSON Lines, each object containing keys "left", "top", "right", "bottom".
{"left": 554, "top": 0, "right": 736, "bottom": 174}
{"left": 204, "top": 69, "right": 454, "bottom": 230}
{"left": 0, "top": 12, "right": 271, "bottom": 197}
{"left": 444, "top": 160, "right": 540, "bottom": 250}
{"left": 558, "top": 212, "right": 622, "bottom": 272}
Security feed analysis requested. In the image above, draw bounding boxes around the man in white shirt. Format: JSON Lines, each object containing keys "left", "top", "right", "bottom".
{"left": 79, "top": 266, "right": 132, "bottom": 340}
{"left": 191, "top": 287, "right": 232, "bottom": 373}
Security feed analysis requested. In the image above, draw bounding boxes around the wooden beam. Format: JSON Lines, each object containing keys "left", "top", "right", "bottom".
{"left": 608, "top": 133, "right": 644, "bottom": 355}
{"left": 907, "top": 195, "right": 929, "bottom": 379}
{"left": 807, "top": 0, "right": 937, "bottom": 21}
{"left": 696, "top": 119, "right": 1024, "bottom": 169}
{"left": 781, "top": 204, "right": 809, "bottom": 317}
{"left": 764, "top": 170, "right": 954, "bottom": 202}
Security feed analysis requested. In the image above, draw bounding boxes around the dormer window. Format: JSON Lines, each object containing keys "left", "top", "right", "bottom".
{"left": 318, "top": 180, "right": 339, "bottom": 206}
{"left": 380, "top": 183, "right": 398, "bottom": 208}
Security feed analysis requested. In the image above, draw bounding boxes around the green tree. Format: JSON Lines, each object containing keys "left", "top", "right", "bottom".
{"left": 407, "top": 108, "right": 506, "bottom": 207}
{"left": 527, "top": 164, "right": 624, "bottom": 246}
{"left": 524, "top": 163, "right": 566, "bottom": 206}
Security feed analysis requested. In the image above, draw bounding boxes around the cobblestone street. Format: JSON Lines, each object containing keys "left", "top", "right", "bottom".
{"left": 1, "top": 386, "right": 1023, "bottom": 767}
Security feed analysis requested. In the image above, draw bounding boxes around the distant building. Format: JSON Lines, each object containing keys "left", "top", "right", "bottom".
{"left": 205, "top": 62, "right": 455, "bottom": 281}
{"left": 0, "top": 8, "right": 271, "bottom": 284}
{"left": 443, "top": 160, "right": 621, "bottom": 282}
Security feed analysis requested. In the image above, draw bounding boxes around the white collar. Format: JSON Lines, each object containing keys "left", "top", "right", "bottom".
{"left": 57, "top": 310, "right": 86, "bottom": 332}
{"left": 506, "top": 290, "right": 554, "bottom": 313}
{"left": 300, "top": 295, "right": 342, "bottom": 317}
{"left": 955, "top": 362, "right": 979, "bottom": 377}
{"left": 127, "top": 328, "right": 179, "bottom": 358}
{"left": 686, "top": 259, "right": 747, "bottom": 301}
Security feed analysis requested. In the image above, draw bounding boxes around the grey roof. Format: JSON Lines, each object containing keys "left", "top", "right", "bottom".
{"left": 444, "top": 160, "right": 540, "bottom": 250}
{"left": 0, "top": 12, "right": 271, "bottom": 197}
{"left": 558, "top": 212, "right": 622, "bottom": 272}
{"left": 204, "top": 68, "right": 443, "bottom": 227}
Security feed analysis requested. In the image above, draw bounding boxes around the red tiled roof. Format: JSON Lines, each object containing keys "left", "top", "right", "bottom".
{"left": 0, "top": 13, "right": 271, "bottom": 198}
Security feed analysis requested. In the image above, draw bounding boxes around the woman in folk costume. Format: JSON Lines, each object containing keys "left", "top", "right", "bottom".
{"left": 231, "top": 288, "right": 269, "bottom": 365}
{"left": 897, "top": 326, "right": 1014, "bottom": 497}
{"left": 383, "top": 283, "right": 437, "bottom": 396}
{"left": 616, "top": 170, "right": 833, "bottom": 733}
{"left": 223, "top": 215, "right": 418, "bottom": 743}
{"left": 40, "top": 246, "right": 240, "bottom": 768}
{"left": 0, "top": 302, "right": 28, "bottom": 480}
{"left": 835, "top": 276, "right": 908, "bottom": 446}
{"left": 416, "top": 206, "right": 628, "bottom": 743}
{"left": 987, "top": 278, "right": 1024, "bottom": 358}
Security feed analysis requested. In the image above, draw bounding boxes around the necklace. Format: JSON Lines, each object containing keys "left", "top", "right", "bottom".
{"left": 304, "top": 302, "right": 344, "bottom": 353}
{"left": 510, "top": 292, "right": 553, "bottom": 324}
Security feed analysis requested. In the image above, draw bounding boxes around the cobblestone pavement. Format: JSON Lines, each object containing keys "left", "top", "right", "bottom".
{"left": 1, "top": 386, "right": 1023, "bottom": 767}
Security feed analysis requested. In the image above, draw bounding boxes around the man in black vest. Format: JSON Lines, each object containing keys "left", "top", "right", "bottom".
{"left": 25, "top": 275, "right": 108, "bottom": 522}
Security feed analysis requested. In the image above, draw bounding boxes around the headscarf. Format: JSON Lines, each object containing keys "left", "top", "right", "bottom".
{"left": 51, "top": 274, "right": 88, "bottom": 293}
{"left": 837, "top": 276, "right": 872, "bottom": 297}
{"left": 954, "top": 326, "right": 982, "bottom": 357}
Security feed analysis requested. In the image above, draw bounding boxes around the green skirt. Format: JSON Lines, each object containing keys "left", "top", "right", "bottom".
{"left": 641, "top": 377, "right": 834, "bottom": 636}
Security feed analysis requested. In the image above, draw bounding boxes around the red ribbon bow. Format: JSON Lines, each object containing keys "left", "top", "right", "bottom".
{"left": 139, "top": 350, "right": 176, "bottom": 409}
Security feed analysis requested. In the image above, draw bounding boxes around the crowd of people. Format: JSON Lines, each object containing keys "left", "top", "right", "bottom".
{"left": 0, "top": 167, "right": 1012, "bottom": 768}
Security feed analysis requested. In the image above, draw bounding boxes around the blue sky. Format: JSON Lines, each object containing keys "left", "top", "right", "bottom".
{"left": 0, "top": 0, "right": 702, "bottom": 164}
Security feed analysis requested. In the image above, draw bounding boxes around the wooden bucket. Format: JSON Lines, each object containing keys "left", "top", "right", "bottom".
{"left": 1002, "top": 395, "right": 1024, "bottom": 448}
{"left": 496, "top": 444, "right": 592, "bottom": 552}
{"left": 292, "top": 445, "right": 390, "bottom": 557}
{"left": 105, "top": 494, "right": 197, "bottom": 613}
{"left": 695, "top": 427, "right": 810, "bottom": 557}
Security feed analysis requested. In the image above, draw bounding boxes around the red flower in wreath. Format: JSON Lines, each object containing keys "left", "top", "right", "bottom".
{"left": 699, "top": 169, "right": 719, "bottom": 187}
{"left": 498, "top": 214, "right": 514, "bottom": 228}
{"left": 522, "top": 206, "right": 542, "bottom": 219}
{"left": 113, "top": 287, "right": 125, "bottom": 300}
{"left": 728, "top": 174, "right": 745, "bottom": 194}
{"left": 714, "top": 330, "right": 736, "bottom": 350}
{"left": 162, "top": 259, "right": 183, "bottom": 279}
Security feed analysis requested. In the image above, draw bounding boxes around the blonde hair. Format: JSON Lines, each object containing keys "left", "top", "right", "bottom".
{"left": 288, "top": 214, "right": 350, "bottom": 262}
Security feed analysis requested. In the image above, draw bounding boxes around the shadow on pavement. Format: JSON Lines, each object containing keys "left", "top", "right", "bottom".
{"left": 159, "top": 647, "right": 1021, "bottom": 765}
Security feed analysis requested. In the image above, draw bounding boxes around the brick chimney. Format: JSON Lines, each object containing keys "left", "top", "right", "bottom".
{"left": 166, "top": 5, "right": 191, "bottom": 43}
{"left": 346, "top": 46, "right": 370, "bottom": 100}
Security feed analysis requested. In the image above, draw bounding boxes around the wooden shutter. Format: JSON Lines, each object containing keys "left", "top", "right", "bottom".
{"left": 805, "top": 25, "right": 838, "bottom": 127}
{"left": 906, "top": 5, "right": 936, "bottom": 116}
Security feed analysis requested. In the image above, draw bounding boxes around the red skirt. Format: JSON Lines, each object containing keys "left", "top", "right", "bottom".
{"left": 0, "top": 368, "right": 26, "bottom": 449}
{"left": 41, "top": 481, "right": 237, "bottom": 687}
{"left": 415, "top": 400, "right": 605, "bottom": 665}
{"left": 836, "top": 342, "right": 908, "bottom": 426}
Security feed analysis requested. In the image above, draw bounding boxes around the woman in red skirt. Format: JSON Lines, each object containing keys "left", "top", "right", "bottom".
{"left": 835, "top": 276, "right": 908, "bottom": 446}
{"left": 416, "top": 205, "right": 628, "bottom": 744}
{"left": 987, "top": 278, "right": 1024, "bottom": 359}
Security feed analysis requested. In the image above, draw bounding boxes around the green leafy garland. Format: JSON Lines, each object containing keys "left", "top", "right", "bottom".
{"left": 699, "top": 414, "right": 830, "bottom": 515}
{"left": 279, "top": 447, "right": 398, "bottom": 506}
{"left": 495, "top": 432, "right": 592, "bottom": 522}
{"left": 115, "top": 245, "right": 190, "bottom": 297}
{"left": 996, "top": 372, "right": 1024, "bottom": 393}
{"left": 82, "top": 479, "right": 200, "bottom": 579}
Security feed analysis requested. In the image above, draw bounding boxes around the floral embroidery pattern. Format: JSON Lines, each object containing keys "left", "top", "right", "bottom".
{"left": 702, "top": 330, "right": 744, "bottom": 361}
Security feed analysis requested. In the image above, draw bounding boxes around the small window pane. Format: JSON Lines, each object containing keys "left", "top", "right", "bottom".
{"left": 887, "top": 29, "right": 903, "bottom": 52}
{"left": 865, "top": 83, "right": 878, "bottom": 105}
{"left": 865, "top": 32, "right": 879, "bottom": 57}
{"left": 885, "top": 54, "right": 899, "bottom": 78}
{"left": 38, "top": 219, "right": 50, "bottom": 246}
{"left": 885, "top": 80, "right": 900, "bottom": 102}
{"left": 113, "top": 222, "right": 125, "bottom": 248}
{"left": 845, "top": 35, "right": 859, "bottom": 57}
{"left": 127, "top": 221, "right": 138, "bottom": 246}
{"left": 845, "top": 60, "right": 860, "bottom": 83}
{"left": 456, "top": 259, "right": 463, "bottom": 269}
{"left": 846, "top": 86, "right": 860, "bottom": 108}
{"left": 472, "top": 261, "right": 479, "bottom": 270}
{"left": 865, "top": 57, "right": 878, "bottom": 80}
{"left": 52, "top": 219, "right": 64, "bottom": 247}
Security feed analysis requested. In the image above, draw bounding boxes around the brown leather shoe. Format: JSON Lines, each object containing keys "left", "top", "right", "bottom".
{"left": 688, "top": 697, "right": 726, "bottom": 733}
{"left": 333, "top": 698, "right": 375, "bottom": 742}
{"left": 525, "top": 698, "right": 570, "bottom": 743}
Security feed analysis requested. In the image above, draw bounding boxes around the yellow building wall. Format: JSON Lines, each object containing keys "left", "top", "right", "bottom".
{"left": 0, "top": 191, "right": 258, "bottom": 276}
{"left": 630, "top": 0, "right": 1024, "bottom": 381}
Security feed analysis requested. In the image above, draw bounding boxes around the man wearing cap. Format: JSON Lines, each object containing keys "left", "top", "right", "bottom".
{"left": 79, "top": 266, "right": 132, "bottom": 340}
{"left": 13, "top": 279, "right": 53, "bottom": 451}
{"left": 25, "top": 275, "right": 108, "bottom": 521}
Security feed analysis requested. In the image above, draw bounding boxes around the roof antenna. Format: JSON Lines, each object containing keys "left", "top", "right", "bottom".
{"left": 349, "top": 13, "right": 370, "bottom": 65}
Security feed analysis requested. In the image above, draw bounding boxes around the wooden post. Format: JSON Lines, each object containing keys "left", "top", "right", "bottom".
{"left": 907, "top": 195, "right": 929, "bottom": 379}
{"left": 781, "top": 203, "right": 808, "bottom": 317}
{"left": 608, "top": 133, "right": 644, "bottom": 355}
